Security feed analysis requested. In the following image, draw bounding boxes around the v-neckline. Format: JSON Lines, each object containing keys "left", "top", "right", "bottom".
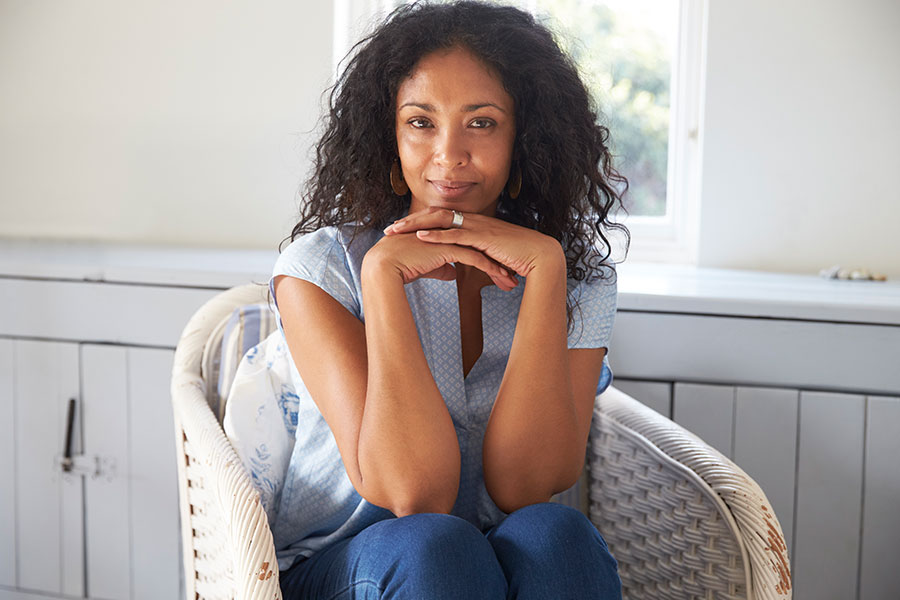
{"left": 413, "top": 276, "right": 522, "bottom": 389}
{"left": 458, "top": 285, "right": 486, "bottom": 382}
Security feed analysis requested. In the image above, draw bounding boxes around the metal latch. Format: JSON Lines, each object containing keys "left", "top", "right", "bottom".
{"left": 59, "top": 454, "right": 99, "bottom": 476}
{"left": 57, "top": 398, "right": 116, "bottom": 481}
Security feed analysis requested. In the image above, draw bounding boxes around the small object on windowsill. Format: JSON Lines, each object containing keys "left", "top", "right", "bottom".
{"left": 818, "top": 265, "right": 887, "bottom": 281}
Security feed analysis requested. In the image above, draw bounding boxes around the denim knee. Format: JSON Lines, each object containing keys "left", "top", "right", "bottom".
{"left": 498, "top": 502, "right": 613, "bottom": 551}
{"left": 355, "top": 513, "right": 507, "bottom": 599}
{"left": 364, "top": 513, "right": 479, "bottom": 551}
{"left": 486, "top": 503, "right": 621, "bottom": 600}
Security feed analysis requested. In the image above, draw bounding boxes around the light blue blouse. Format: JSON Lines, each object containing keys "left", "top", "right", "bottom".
{"left": 265, "top": 225, "right": 617, "bottom": 571}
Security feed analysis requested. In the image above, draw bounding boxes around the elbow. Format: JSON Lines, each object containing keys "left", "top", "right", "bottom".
{"left": 369, "top": 481, "right": 459, "bottom": 518}
{"left": 357, "top": 469, "right": 460, "bottom": 518}
{"left": 389, "top": 493, "right": 457, "bottom": 518}
{"left": 486, "top": 456, "right": 585, "bottom": 515}
{"left": 354, "top": 415, "right": 462, "bottom": 517}
{"left": 487, "top": 480, "right": 556, "bottom": 514}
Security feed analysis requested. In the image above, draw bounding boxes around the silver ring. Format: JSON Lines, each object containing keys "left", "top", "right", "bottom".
{"left": 450, "top": 210, "right": 464, "bottom": 229}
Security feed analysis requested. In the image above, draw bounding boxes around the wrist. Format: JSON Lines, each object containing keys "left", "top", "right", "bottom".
{"left": 362, "top": 248, "right": 404, "bottom": 287}
{"left": 530, "top": 238, "right": 567, "bottom": 277}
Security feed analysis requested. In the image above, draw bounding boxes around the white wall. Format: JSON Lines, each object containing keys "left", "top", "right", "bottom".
{"left": 0, "top": 0, "right": 332, "bottom": 249}
{"left": 698, "top": 0, "right": 900, "bottom": 277}
{"left": 1, "top": 1, "right": 898, "bottom": 277}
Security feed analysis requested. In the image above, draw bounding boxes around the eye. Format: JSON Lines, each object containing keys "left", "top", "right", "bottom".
{"left": 469, "top": 118, "right": 496, "bottom": 129}
{"left": 408, "top": 118, "right": 433, "bottom": 129}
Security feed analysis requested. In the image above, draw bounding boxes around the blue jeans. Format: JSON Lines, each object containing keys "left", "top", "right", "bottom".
{"left": 279, "top": 502, "right": 622, "bottom": 599}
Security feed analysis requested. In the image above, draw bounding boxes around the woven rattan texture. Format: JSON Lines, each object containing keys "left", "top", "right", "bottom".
{"left": 590, "top": 420, "right": 748, "bottom": 599}
{"left": 591, "top": 388, "right": 792, "bottom": 600}
{"left": 172, "top": 284, "right": 282, "bottom": 600}
{"left": 185, "top": 445, "right": 235, "bottom": 599}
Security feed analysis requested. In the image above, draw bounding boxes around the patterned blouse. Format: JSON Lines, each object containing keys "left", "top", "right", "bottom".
{"left": 223, "top": 225, "right": 618, "bottom": 571}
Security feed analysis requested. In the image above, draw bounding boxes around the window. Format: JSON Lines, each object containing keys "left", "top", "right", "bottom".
{"left": 334, "top": 0, "right": 706, "bottom": 264}
{"left": 332, "top": 1, "right": 397, "bottom": 77}
{"left": 529, "top": 0, "right": 707, "bottom": 264}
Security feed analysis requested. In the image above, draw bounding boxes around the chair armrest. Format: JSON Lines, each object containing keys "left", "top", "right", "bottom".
{"left": 589, "top": 385, "right": 791, "bottom": 600}
{"left": 171, "top": 284, "right": 282, "bottom": 600}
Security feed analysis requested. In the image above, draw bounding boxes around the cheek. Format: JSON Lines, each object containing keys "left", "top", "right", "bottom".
{"left": 488, "top": 125, "right": 515, "bottom": 164}
{"left": 484, "top": 136, "right": 515, "bottom": 178}
{"left": 396, "top": 133, "right": 428, "bottom": 166}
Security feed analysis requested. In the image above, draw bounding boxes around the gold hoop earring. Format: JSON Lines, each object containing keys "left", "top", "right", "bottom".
{"left": 507, "top": 163, "right": 522, "bottom": 199}
{"left": 390, "top": 159, "right": 409, "bottom": 196}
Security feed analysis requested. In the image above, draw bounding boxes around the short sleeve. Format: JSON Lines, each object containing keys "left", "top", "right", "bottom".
{"left": 566, "top": 267, "right": 618, "bottom": 350}
{"left": 269, "top": 228, "right": 361, "bottom": 337}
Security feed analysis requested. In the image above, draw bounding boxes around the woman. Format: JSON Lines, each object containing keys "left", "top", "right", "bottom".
{"left": 236, "top": 1, "right": 629, "bottom": 598}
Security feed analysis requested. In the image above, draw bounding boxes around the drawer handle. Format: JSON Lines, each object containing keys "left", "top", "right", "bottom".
{"left": 62, "top": 398, "right": 76, "bottom": 472}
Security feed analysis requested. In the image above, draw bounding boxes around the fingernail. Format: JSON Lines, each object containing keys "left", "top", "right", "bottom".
{"left": 418, "top": 230, "right": 431, "bottom": 236}
{"left": 383, "top": 225, "right": 393, "bottom": 234}
{"left": 500, "top": 268, "right": 508, "bottom": 276}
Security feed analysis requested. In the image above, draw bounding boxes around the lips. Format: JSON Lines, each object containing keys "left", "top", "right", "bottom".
{"left": 429, "top": 179, "right": 476, "bottom": 198}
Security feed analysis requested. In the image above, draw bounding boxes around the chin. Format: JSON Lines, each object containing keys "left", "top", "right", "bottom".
{"left": 410, "top": 189, "right": 500, "bottom": 216}
{"left": 429, "top": 197, "right": 499, "bottom": 216}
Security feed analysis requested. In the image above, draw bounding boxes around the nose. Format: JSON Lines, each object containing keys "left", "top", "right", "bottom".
{"left": 433, "top": 128, "right": 469, "bottom": 169}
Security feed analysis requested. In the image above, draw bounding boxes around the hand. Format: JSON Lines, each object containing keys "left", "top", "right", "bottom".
{"left": 384, "top": 207, "right": 563, "bottom": 278}
{"left": 364, "top": 231, "right": 520, "bottom": 291}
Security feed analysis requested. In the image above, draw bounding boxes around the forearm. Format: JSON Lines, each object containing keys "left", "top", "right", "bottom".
{"left": 483, "top": 247, "right": 582, "bottom": 512}
{"left": 358, "top": 256, "right": 461, "bottom": 515}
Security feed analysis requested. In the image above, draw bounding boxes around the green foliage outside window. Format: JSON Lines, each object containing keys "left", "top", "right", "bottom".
{"left": 527, "top": 0, "right": 675, "bottom": 217}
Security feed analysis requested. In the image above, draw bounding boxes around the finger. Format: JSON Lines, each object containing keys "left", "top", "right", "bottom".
{"left": 385, "top": 212, "right": 443, "bottom": 234}
{"left": 417, "top": 229, "right": 518, "bottom": 287}
{"left": 386, "top": 208, "right": 473, "bottom": 235}
{"left": 415, "top": 227, "right": 485, "bottom": 251}
{"left": 442, "top": 245, "right": 518, "bottom": 291}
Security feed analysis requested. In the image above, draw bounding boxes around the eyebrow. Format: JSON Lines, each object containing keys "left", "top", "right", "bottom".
{"left": 398, "top": 102, "right": 508, "bottom": 114}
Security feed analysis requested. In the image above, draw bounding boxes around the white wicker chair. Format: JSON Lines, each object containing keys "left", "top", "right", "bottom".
{"left": 171, "top": 284, "right": 792, "bottom": 600}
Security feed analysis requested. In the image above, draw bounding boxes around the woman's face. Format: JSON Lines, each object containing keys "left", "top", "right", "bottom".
{"left": 395, "top": 46, "right": 516, "bottom": 217}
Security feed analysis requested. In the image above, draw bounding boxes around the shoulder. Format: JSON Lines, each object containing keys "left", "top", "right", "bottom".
{"left": 570, "top": 264, "right": 617, "bottom": 315}
{"left": 567, "top": 263, "right": 618, "bottom": 349}
{"left": 566, "top": 250, "right": 617, "bottom": 302}
{"left": 271, "top": 226, "right": 383, "bottom": 323}
{"left": 274, "top": 226, "right": 382, "bottom": 281}
{"left": 277, "top": 227, "right": 344, "bottom": 270}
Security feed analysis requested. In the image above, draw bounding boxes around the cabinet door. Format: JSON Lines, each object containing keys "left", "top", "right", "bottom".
{"left": 732, "top": 387, "right": 798, "bottom": 558}
{"left": 1, "top": 339, "right": 15, "bottom": 586}
{"left": 10, "top": 340, "right": 84, "bottom": 596}
{"left": 793, "top": 391, "right": 865, "bottom": 600}
{"left": 612, "top": 379, "right": 672, "bottom": 418}
{"left": 860, "top": 395, "right": 900, "bottom": 600}
{"left": 672, "top": 382, "right": 735, "bottom": 458}
{"left": 82, "top": 345, "right": 180, "bottom": 600}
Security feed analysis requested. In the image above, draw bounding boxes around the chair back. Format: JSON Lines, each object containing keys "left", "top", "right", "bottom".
{"left": 199, "top": 302, "right": 278, "bottom": 423}
{"left": 171, "top": 284, "right": 283, "bottom": 600}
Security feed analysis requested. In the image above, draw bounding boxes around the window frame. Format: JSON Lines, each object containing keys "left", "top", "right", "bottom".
{"left": 616, "top": 0, "right": 707, "bottom": 265}
{"left": 332, "top": 0, "right": 396, "bottom": 77}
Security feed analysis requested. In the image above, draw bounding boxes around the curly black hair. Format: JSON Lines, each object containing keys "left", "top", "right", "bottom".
{"left": 287, "top": 0, "right": 630, "bottom": 325}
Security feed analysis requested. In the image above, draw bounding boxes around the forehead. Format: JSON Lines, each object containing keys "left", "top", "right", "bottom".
{"left": 396, "top": 47, "right": 513, "bottom": 110}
